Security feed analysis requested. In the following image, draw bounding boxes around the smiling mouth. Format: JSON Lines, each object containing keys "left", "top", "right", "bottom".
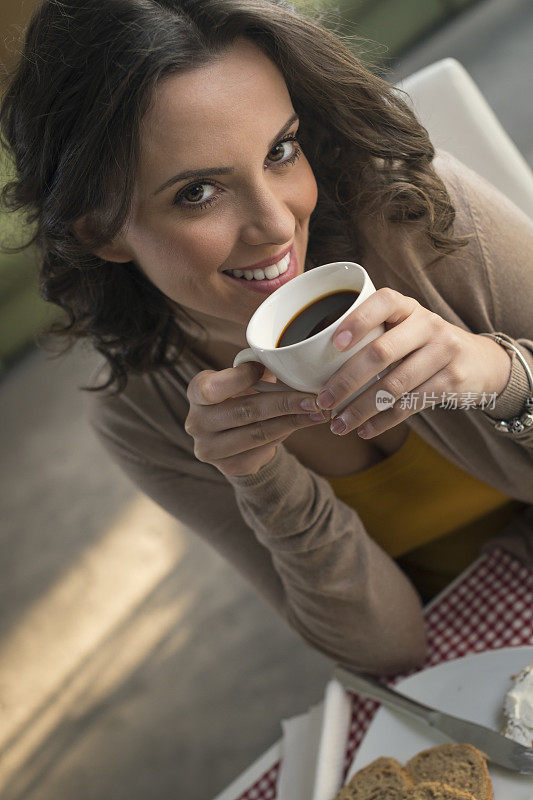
{"left": 222, "top": 251, "right": 291, "bottom": 282}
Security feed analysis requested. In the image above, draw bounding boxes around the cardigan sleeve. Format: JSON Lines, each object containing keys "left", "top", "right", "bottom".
{"left": 86, "top": 382, "right": 427, "bottom": 676}
{"left": 450, "top": 157, "right": 533, "bottom": 446}
{"left": 430, "top": 154, "right": 533, "bottom": 565}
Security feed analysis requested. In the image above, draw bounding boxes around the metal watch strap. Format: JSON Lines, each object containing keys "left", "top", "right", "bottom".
{"left": 478, "top": 333, "right": 533, "bottom": 434}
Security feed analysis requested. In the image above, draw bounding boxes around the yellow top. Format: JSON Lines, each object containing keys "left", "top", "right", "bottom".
{"left": 325, "top": 427, "right": 527, "bottom": 600}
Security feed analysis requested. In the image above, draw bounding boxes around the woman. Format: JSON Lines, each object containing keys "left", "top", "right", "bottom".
{"left": 1, "top": 0, "right": 532, "bottom": 675}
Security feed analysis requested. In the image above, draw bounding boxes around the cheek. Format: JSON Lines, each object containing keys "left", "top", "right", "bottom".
{"left": 296, "top": 158, "right": 319, "bottom": 219}
{"left": 129, "top": 218, "right": 233, "bottom": 292}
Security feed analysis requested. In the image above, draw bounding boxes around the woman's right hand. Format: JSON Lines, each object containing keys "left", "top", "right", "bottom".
{"left": 185, "top": 362, "right": 331, "bottom": 477}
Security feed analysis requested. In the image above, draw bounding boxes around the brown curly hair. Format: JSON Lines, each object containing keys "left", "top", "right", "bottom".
{"left": 0, "top": 0, "right": 467, "bottom": 394}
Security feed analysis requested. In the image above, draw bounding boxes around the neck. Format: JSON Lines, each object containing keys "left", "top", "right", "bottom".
{"left": 170, "top": 301, "right": 249, "bottom": 372}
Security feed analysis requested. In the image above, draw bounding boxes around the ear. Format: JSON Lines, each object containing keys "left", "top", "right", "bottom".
{"left": 71, "top": 214, "right": 133, "bottom": 263}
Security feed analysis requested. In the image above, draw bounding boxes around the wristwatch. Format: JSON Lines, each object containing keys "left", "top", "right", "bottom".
{"left": 478, "top": 333, "right": 533, "bottom": 434}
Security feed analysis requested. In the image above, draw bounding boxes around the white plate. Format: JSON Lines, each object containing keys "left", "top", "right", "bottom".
{"left": 346, "top": 647, "right": 533, "bottom": 799}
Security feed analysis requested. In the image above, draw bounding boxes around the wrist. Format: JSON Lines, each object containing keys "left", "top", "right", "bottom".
{"left": 478, "top": 334, "right": 513, "bottom": 396}
{"left": 477, "top": 332, "right": 533, "bottom": 434}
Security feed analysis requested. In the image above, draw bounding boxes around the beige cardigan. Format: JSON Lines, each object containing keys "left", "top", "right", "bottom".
{"left": 86, "top": 151, "right": 533, "bottom": 675}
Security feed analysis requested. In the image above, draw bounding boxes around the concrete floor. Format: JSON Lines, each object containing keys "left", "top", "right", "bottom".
{"left": 1, "top": 1, "right": 532, "bottom": 798}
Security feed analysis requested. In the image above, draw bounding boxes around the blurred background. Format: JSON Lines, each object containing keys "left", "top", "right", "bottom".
{"left": 1, "top": 1, "right": 532, "bottom": 798}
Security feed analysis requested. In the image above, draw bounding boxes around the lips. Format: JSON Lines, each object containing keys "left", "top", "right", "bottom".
{"left": 222, "top": 243, "right": 292, "bottom": 274}
{"left": 221, "top": 244, "right": 298, "bottom": 293}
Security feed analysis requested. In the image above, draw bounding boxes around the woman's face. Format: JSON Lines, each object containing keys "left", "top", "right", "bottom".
{"left": 115, "top": 37, "right": 318, "bottom": 328}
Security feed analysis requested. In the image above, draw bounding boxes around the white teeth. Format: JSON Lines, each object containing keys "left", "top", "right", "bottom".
{"left": 225, "top": 251, "right": 291, "bottom": 280}
{"left": 277, "top": 253, "right": 290, "bottom": 274}
{"left": 264, "top": 264, "right": 280, "bottom": 280}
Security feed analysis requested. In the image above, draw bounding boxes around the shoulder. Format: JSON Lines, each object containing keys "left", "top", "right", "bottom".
{"left": 84, "top": 357, "right": 196, "bottom": 472}
{"left": 431, "top": 151, "right": 533, "bottom": 339}
{"left": 435, "top": 148, "right": 533, "bottom": 300}
{"left": 432, "top": 149, "right": 533, "bottom": 244}
{"left": 358, "top": 149, "right": 532, "bottom": 331}
{"left": 380, "top": 147, "right": 533, "bottom": 278}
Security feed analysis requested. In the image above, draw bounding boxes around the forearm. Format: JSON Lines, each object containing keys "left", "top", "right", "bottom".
{"left": 227, "top": 445, "right": 427, "bottom": 675}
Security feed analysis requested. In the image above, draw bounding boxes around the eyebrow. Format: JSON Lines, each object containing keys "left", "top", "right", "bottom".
{"left": 152, "top": 111, "right": 300, "bottom": 196}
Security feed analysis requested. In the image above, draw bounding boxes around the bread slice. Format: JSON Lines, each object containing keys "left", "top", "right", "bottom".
{"left": 405, "top": 782, "right": 476, "bottom": 799}
{"left": 406, "top": 744, "right": 493, "bottom": 800}
{"left": 343, "top": 756, "right": 414, "bottom": 798}
{"left": 332, "top": 788, "right": 354, "bottom": 800}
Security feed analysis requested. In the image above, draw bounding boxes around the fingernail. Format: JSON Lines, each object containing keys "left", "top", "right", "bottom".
{"left": 333, "top": 330, "right": 353, "bottom": 350}
{"left": 300, "top": 396, "right": 318, "bottom": 411}
{"left": 330, "top": 416, "right": 347, "bottom": 434}
{"left": 317, "top": 389, "right": 335, "bottom": 410}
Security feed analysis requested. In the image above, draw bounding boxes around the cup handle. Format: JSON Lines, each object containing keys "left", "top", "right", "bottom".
{"left": 233, "top": 348, "right": 293, "bottom": 393}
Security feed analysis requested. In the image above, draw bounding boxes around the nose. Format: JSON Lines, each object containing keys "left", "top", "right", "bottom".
{"left": 238, "top": 182, "right": 295, "bottom": 246}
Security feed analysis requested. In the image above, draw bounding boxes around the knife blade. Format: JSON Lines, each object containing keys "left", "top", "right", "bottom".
{"left": 333, "top": 665, "right": 533, "bottom": 775}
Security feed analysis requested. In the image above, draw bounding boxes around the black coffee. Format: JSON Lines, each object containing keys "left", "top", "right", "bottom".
{"left": 276, "top": 290, "right": 359, "bottom": 348}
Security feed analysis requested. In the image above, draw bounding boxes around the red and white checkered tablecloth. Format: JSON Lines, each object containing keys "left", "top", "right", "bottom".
{"left": 231, "top": 548, "right": 533, "bottom": 800}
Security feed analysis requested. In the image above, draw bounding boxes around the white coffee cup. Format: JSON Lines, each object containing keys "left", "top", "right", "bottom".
{"left": 233, "top": 262, "right": 392, "bottom": 414}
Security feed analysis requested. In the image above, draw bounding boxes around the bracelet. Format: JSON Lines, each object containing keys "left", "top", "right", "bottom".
{"left": 478, "top": 333, "right": 533, "bottom": 434}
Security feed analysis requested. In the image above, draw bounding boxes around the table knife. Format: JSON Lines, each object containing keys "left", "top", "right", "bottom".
{"left": 333, "top": 665, "right": 533, "bottom": 775}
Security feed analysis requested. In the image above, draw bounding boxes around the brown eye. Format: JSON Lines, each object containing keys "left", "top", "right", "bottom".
{"left": 184, "top": 183, "right": 205, "bottom": 202}
{"left": 173, "top": 181, "right": 218, "bottom": 209}
{"left": 268, "top": 143, "right": 286, "bottom": 162}
{"left": 266, "top": 137, "right": 301, "bottom": 168}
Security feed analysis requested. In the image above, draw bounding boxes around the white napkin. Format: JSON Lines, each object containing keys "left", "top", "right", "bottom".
{"left": 276, "top": 701, "right": 325, "bottom": 800}
{"left": 276, "top": 678, "right": 352, "bottom": 800}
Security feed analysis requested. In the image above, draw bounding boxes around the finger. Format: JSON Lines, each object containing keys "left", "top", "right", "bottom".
{"left": 328, "top": 343, "right": 450, "bottom": 435}
{"left": 194, "top": 411, "right": 329, "bottom": 462}
{"left": 318, "top": 310, "right": 435, "bottom": 411}
{"left": 234, "top": 369, "right": 289, "bottom": 396}
{"left": 331, "top": 287, "right": 420, "bottom": 352}
{"left": 358, "top": 368, "right": 451, "bottom": 439}
{"left": 213, "top": 436, "right": 287, "bottom": 476}
{"left": 198, "top": 390, "right": 325, "bottom": 433}
{"left": 187, "top": 362, "right": 265, "bottom": 406}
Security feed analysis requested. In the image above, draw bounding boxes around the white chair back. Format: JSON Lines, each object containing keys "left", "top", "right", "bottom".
{"left": 395, "top": 58, "right": 533, "bottom": 219}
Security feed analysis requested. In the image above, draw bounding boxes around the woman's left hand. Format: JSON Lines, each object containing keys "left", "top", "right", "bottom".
{"left": 315, "top": 288, "right": 513, "bottom": 438}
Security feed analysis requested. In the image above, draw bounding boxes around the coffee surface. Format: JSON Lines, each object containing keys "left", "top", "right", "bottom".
{"left": 276, "top": 290, "right": 359, "bottom": 348}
